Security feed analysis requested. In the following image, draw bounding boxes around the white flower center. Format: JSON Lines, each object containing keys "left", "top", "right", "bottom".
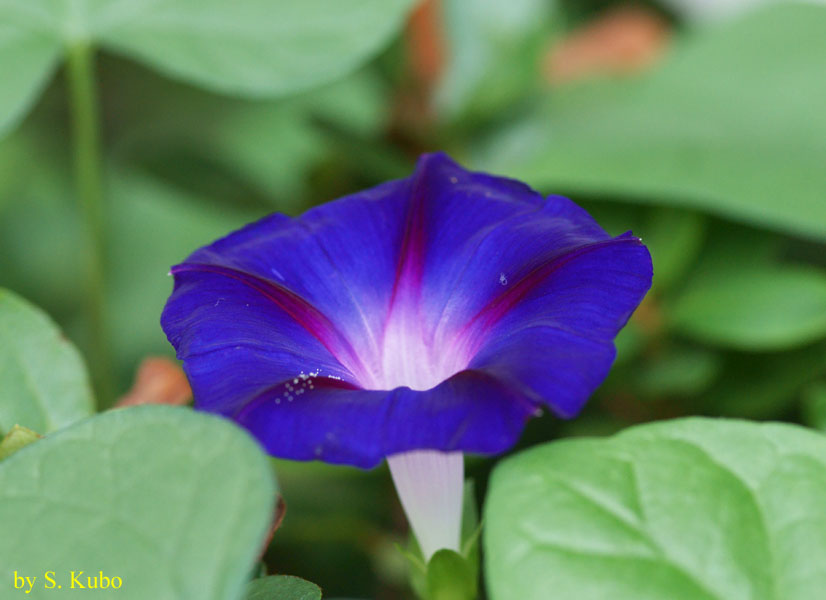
{"left": 374, "top": 308, "right": 468, "bottom": 391}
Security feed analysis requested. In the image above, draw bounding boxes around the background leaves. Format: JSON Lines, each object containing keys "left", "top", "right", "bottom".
{"left": 0, "top": 0, "right": 416, "bottom": 138}
{"left": 474, "top": 3, "right": 826, "bottom": 240}
{"left": 434, "top": 0, "right": 557, "bottom": 123}
{"left": 669, "top": 265, "right": 826, "bottom": 350}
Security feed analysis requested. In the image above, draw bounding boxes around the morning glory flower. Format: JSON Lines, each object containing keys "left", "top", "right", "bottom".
{"left": 161, "top": 152, "right": 652, "bottom": 560}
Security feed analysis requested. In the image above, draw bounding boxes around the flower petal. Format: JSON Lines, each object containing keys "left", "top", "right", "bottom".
{"left": 162, "top": 152, "right": 653, "bottom": 467}
{"left": 468, "top": 235, "right": 653, "bottom": 417}
{"left": 232, "top": 369, "right": 536, "bottom": 468}
{"left": 171, "top": 178, "right": 414, "bottom": 387}
{"left": 162, "top": 266, "right": 356, "bottom": 416}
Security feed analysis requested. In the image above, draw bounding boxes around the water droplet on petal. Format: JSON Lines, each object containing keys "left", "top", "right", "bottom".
{"left": 499, "top": 272, "right": 508, "bottom": 286}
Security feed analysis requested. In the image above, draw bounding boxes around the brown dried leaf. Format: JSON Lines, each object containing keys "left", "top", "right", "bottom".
{"left": 546, "top": 5, "right": 671, "bottom": 85}
{"left": 406, "top": 0, "right": 446, "bottom": 88}
{"left": 117, "top": 357, "right": 192, "bottom": 407}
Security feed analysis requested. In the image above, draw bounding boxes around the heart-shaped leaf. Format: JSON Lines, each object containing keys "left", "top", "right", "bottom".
{"left": 0, "top": 405, "right": 277, "bottom": 600}
{"left": 485, "top": 417, "right": 826, "bottom": 600}
{"left": 0, "top": 288, "right": 94, "bottom": 435}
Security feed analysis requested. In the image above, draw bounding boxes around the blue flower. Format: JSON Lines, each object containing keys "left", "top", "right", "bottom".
{"left": 162, "top": 152, "right": 651, "bottom": 558}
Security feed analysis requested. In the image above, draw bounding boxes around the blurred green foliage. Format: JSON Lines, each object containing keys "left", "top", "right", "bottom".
{"left": 0, "top": 0, "right": 824, "bottom": 598}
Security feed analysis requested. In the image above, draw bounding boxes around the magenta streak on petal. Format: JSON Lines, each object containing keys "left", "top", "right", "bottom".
{"left": 386, "top": 160, "right": 428, "bottom": 312}
{"left": 171, "top": 263, "right": 372, "bottom": 385}
{"left": 455, "top": 236, "right": 644, "bottom": 355}
{"left": 372, "top": 159, "right": 440, "bottom": 390}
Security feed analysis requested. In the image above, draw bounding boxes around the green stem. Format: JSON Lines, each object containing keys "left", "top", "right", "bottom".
{"left": 66, "top": 42, "right": 113, "bottom": 404}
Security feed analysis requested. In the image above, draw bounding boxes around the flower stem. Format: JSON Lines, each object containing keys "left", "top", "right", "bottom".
{"left": 66, "top": 42, "right": 113, "bottom": 404}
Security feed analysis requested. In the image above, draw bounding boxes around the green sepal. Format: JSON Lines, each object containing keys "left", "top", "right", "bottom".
{"left": 426, "top": 549, "right": 477, "bottom": 600}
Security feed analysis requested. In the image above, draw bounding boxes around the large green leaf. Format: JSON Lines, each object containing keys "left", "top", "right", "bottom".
{"left": 95, "top": 0, "right": 413, "bottom": 97}
{"left": 485, "top": 417, "right": 826, "bottom": 600}
{"left": 0, "top": 405, "right": 277, "bottom": 600}
{"left": 474, "top": 4, "right": 826, "bottom": 240}
{"left": 669, "top": 265, "right": 826, "bottom": 350}
{"left": 0, "top": 288, "right": 94, "bottom": 435}
{"left": 0, "top": 0, "right": 415, "bottom": 138}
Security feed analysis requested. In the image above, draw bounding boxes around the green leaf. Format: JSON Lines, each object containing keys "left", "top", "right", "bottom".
{"left": 669, "top": 265, "right": 826, "bottom": 350}
{"left": 474, "top": 4, "right": 826, "bottom": 240}
{"left": 0, "top": 405, "right": 277, "bottom": 600}
{"left": 246, "top": 575, "right": 322, "bottom": 600}
{"left": 96, "top": 0, "right": 414, "bottom": 97}
{"left": 485, "top": 417, "right": 826, "bottom": 600}
{"left": 0, "top": 289, "right": 94, "bottom": 434}
{"left": 436, "top": 0, "right": 557, "bottom": 123}
{"left": 0, "top": 17, "right": 61, "bottom": 138}
{"left": 426, "top": 549, "right": 477, "bottom": 600}
{"left": 0, "top": 0, "right": 415, "bottom": 139}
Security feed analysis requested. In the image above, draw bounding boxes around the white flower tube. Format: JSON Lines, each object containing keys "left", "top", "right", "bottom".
{"left": 387, "top": 450, "right": 464, "bottom": 562}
